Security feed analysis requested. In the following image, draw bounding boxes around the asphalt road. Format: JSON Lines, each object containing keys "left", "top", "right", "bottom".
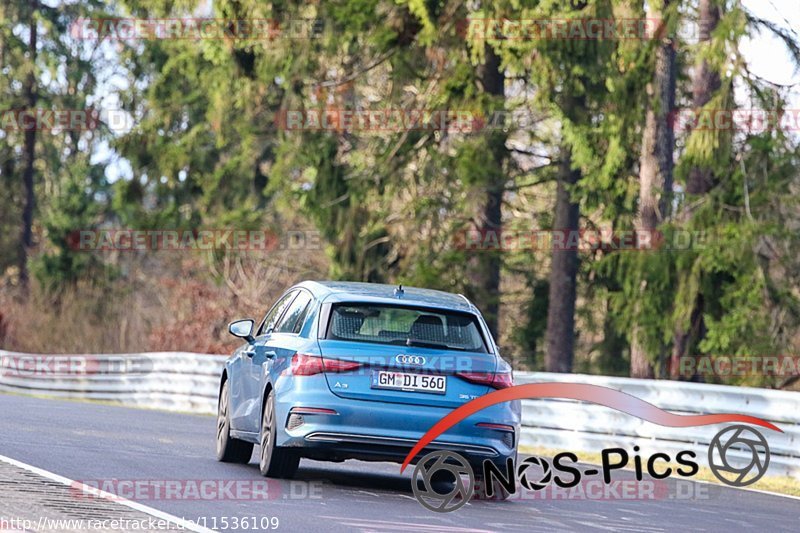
{"left": 1, "top": 393, "right": 798, "bottom": 532}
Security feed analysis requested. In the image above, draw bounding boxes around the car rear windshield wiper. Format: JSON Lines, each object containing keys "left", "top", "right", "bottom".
{"left": 405, "top": 338, "right": 465, "bottom": 351}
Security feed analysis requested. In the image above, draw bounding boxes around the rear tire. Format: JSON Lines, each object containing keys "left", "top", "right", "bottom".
{"left": 259, "top": 392, "right": 300, "bottom": 479}
{"left": 216, "top": 380, "right": 254, "bottom": 463}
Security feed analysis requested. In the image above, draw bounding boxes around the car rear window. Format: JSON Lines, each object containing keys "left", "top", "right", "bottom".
{"left": 326, "top": 303, "right": 488, "bottom": 353}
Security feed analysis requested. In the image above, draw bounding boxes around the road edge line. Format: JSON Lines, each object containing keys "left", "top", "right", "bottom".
{"left": 0, "top": 453, "right": 215, "bottom": 532}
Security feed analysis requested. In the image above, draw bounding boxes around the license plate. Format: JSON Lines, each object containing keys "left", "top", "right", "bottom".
{"left": 371, "top": 371, "right": 447, "bottom": 394}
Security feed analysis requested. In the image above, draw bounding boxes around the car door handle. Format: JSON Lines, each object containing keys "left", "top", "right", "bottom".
{"left": 243, "top": 348, "right": 275, "bottom": 359}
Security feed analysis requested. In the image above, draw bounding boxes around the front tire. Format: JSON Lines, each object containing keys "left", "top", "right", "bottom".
{"left": 216, "top": 380, "right": 254, "bottom": 463}
{"left": 259, "top": 391, "right": 300, "bottom": 478}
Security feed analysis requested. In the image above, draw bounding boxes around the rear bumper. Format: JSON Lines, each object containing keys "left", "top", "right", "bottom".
{"left": 302, "top": 431, "right": 502, "bottom": 465}
{"left": 274, "top": 375, "right": 520, "bottom": 465}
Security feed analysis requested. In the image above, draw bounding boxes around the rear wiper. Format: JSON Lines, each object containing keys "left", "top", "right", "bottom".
{"left": 405, "top": 338, "right": 464, "bottom": 350}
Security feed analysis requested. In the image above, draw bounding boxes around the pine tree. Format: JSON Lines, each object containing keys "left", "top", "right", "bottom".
{"left": 630, "top": 0, "right": 679, "bottom": 378}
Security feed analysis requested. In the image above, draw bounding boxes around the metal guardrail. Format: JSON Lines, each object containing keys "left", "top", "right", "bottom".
{"left": 0, "top": 351, "right": 224, "bottom": 415}
{"left": 1, "top": 351, "right": 797, "bottom": 478}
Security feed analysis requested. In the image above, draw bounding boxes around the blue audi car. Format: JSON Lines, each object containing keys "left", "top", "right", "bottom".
{"left": 216, "top": 281, "right": 520, "bottom": 484}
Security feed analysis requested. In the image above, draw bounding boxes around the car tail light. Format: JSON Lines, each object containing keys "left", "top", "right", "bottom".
{"left": 291, "top": 353, "right": 363, "bottom": 376}
{"left": 476, "top": 422, "right": 515, "bottom": 432}
{"left": 456, "top": 371, "right": 513, "bottom": 389}
{"left": 290, "top": 407, "right": 338, "bottom": 415}
{"left": 291, "top": 354, "right": 324, "bottom": 375}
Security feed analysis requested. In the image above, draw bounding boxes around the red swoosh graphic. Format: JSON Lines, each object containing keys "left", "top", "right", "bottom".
{"left": 400, "top": 382, "right": 782, "bottom": 473}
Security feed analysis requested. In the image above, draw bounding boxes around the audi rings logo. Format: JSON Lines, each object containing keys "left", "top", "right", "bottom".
{"left": 396, "top": 354, "right": 426, "bottom": 366}
{"left": 411, "top": 451, "right": 474, "bottom": 513}
{"left": 708, "top": 425, "right": 770, "bottom": 487}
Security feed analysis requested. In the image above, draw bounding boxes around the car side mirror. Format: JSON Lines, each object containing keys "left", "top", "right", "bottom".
{"left": 228, "top": 319, "right": 255, "bottom": 344}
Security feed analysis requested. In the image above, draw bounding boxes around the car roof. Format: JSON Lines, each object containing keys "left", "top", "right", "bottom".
{"left": 293, "top": 281, "right": 477, "bottom": 313}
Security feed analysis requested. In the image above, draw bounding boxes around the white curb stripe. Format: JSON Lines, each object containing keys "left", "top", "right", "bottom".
{"left": 0, "top": 453, "right": 215, "bottom": 533}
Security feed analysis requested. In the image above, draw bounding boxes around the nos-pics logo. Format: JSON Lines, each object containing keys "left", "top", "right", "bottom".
{"left": 412, "top": 425, "right": 771, "bottom": 513}
{"left": 402, "top": 383, "right": 780, "bottom": 512}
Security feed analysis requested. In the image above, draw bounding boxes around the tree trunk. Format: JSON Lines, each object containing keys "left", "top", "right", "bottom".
{"left": 470, "top": 45, "right": 506, "bottom": 338}
{"left": 686, "top": 0, "right": 722, "bottom": 196}
{"left": 473, "top": 182, "right": 503, "bottom": 338}
{"left": 0, "top": 2, "right": 6, "bottom": 69}
{"left": 630, "top": 0, "right": 677, "bottom": 378}
{"left": 630, "top": 330, "right": 655, "bottom": 378}
{"left": 19, "top": 9, "right": 37, "bottom": 291}
{"left": 670, "top": 0, "right": 722, "bottom": 379}
{"left": 545, "top": 144, "right": 581, "bottom": 373}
